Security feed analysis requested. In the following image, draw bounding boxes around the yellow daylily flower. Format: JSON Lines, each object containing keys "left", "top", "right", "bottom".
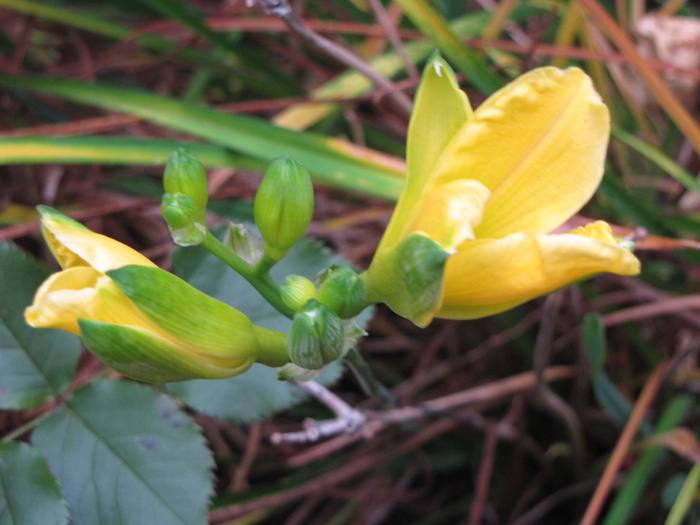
{"left": 25, "top": 206, "right": 288, "bottom": 382}
{"left": 366, "top": 55, "right": 640, "bottom": 325}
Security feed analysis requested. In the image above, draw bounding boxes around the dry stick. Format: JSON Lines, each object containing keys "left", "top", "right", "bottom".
{"left": 366, "top": 0, "right": 420, "bottom": 80}
{"left": 579, "top": 360, "right": 670, "bottom": 525}
{"left": 576, "top": 0, "right": 700, "bottom": 157}
{"left": 533, "top": 292, "right": 585, "bottom": 479}
{"left": 209, "top": 419, "right": 458, "bottom": 523}
{"left": 251, "top": 0, "right": 413, "bottom": 120}
{"left": 466, "top": 422, "right": 499, "bottom": 525}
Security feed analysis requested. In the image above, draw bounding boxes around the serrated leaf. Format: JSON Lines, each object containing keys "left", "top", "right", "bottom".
{"left": 0, "top": 243, "right": 80, "bottom": 409}
{"left": 0, "top": 442, "right": 68, "bottom": 525}
{"left": 166, "top": 230, "right": 370, "bottom": 421}
{"left": 32, "top": 381, "right": 214, "bottom": 525}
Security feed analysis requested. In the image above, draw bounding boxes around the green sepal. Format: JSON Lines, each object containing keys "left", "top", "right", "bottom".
{"left": 288, "top": 300, "right": 343, "bottom": 370}
{"left": 225, "top": 223, "right": 264, "bottom": 265}
{"left": 106, "top": 265, "right": 260, "bottom": 358}
{"left": 78, "top": 319, "right": 253, "bottom": 383}
{"left": 163, "top": 149, "right": 208, "bottom": 223}
{"left": 37, "top": 205, "right": 91, "bottom": 231}
{"left": 363, "top": 233, "right": 448, "bottom": 327}
{"left": 254, "top": 155, "right": 314, "bottom": 259}
{"left": 318, "top": 266, "right": 367, "bottom": 319}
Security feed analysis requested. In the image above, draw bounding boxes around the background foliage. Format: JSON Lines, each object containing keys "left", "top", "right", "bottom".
{"left": 1, "top": 0, "right": 700, "bottom": 524}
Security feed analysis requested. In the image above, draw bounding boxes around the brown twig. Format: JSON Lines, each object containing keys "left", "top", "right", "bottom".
{"left": 249, "top": 0, "right": 413, "bottom": 120}
{"left": 580, "top": 360, "right": 670, "bottom": 525}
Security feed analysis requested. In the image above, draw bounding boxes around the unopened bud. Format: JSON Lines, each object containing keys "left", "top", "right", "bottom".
{"left": 161, "top": 192, "right": 207, "bottom": 246}
{"left": 288, "top": 300, "right": 343, "bottom": 370}
{"left": 281, "top": 275, "right": 318, "bottom": 311}
{"left": 254, "top": 155, "right": 314, "bottom": 261}
{"left": 318, "top": 266, "right": 367, "bottom": 318}
{"left": 163, "top": 149, "right": 208, "bottom": 224}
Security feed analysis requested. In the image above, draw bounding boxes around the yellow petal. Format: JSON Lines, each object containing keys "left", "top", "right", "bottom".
{"left": 25, "top": 266, "right": 103, "bottom": 334}
{"left": 429, "top": 67, "right": 610, "bottom": 238}
{"left": 377, "top": 53, "right": 472, "bottom": 253}
{"left": 42, "top": 217, "right": 156, "bottom": 272}
{"left": 438, "top": 226, "right": 640, "bottom": 319}
{"left": 408, "top": 179, "right": 490, "bottom": 251}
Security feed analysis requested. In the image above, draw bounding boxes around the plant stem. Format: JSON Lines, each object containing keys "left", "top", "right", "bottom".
{"left": 201, "top": 230, "right": 295, "bottom": 319}
{"left": 345, "top": 348, "right": 393, "bottom": 408}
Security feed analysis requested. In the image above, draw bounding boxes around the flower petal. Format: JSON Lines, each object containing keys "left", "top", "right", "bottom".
{"left": 24, "top": 266, "right": 103, "bottom": 334}
{"left": 408, "top": 179, "right": 490, "bottom": 251}
{"left": 40, "top": 210, "right": 156, "bottom": 272}
{"left": 377, "top": 53, "right": 472, "bottom": 253}
{"left": 429, "top": 67, "right": 610, "bottom": 238}
{"left": 438, "top": 225, "right": 640, "bottom": 319}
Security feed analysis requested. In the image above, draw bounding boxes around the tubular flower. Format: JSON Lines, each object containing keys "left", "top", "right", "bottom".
{"left": 25, "top": 206, "right": 288, "bottom": 383}
{"left": 364, "top": 54, "right": 640, "bottom": 326}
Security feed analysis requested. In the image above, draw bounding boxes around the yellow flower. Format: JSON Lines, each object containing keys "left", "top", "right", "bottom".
{"left": 365, "top": 55, "right": 640, "bottom": 325}
{"left": 25, "top": 206, "right": 288, "bottom": 382}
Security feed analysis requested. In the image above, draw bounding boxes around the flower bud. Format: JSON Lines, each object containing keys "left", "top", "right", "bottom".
{"left": 24, "top": 208, "right": 290, "bottom": 383}
{"left": 163, "top": 149, "right": 208, "bottom": 223}
{"left": 280, "top": 275, "right": 318, "bottom": 311}
{"left": 254, "top": 155, "right": 314, "bottom": 261}
{"left": 288, "top": 300, "right": 343, "bottom": 370}
{"left": 362, "top": 233, "right": 448, "bottom": 328}
{"left": 318, "top": 266, "right": 367, "bottom": 319}
{"left": 161, "top": 192, "right": 207, "bottom": 246}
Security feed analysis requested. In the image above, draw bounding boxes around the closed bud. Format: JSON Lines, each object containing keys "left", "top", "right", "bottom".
{"left": 24, "top": 208, "right": 290, "bottom": 383}
{"left": 163, "top": 149, "right": 208, "bottom": 224}
{"left": 288, "top": 300, "right": 343, "bottom": 370}
{"left": 161, "top": 192, "right": 207, "bottom": 246}
{"left": 318, "top": 266, "right": 367, "bottom": 318}
{"left": 281, "top": 275, "right": 318, "bottom": 311}
{"left": 254, "top": 155, "right": 314, "bottom": 261}
{"left": 362, "top": 233, "right": 448, "bottom": 328}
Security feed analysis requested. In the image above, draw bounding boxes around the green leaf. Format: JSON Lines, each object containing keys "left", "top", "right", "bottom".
{"left": 396, "top": 0, "right": 504, "bottom": 94}
{"left": 0, "top": 75, "right": 405, "bottom": 201}
{"left": 0, "top": 243, "right": 80, "bottom": 409}
{"left": 0, "top": 442, "right": 68, "bottom": 525}
{"left": 31, "top": 380, "right": 214, "bottom": 525}
{"left": 166, "top": 231, "right": 365, "bottom": 421}
{"left": 581, "top": 313, "right": 640, "bottom": 430}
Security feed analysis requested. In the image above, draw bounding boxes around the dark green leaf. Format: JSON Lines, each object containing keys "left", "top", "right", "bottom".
{"left": 0, "top": 442, "right": 68, "bottom": 525}
{"left": 32, "top": 381, "right": 214, "bottom": 525}
{"left": 0, "top": 243, "right": 80, "bottom": 409}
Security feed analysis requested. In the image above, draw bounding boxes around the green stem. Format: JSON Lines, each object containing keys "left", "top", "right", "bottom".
{"left": 1, "top": 410, "right": 53, "bottom": 443}
{"left": 345, "top": 348, "right": 393, "bottom": 408}
{"left": 201, "top": 231, "right": 295, "bottom": 319}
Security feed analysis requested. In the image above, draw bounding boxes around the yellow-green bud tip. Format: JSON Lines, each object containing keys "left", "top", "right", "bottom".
{"left": 281, "top": 275, "right": 318, "bottom": 311}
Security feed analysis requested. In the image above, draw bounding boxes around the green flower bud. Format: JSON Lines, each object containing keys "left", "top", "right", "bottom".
{"left": 362, "top": 233, "right": 448, "bottom": 328}
{"left": 161, "top": 192, "right": 207, "bottom": 246}
{"left": 254, "top": 155, "right": 314, "bottom": 261}
{"left": 318, "top": 266, "right": 367, "bottom": 319}
{"left": 24, "top": 207, "right": 291, "bottom": 383}
{"left": 163, "top": 149, "right": 208, "bottom": 224}
{"left": 288, "top": 300, "right": 343, "bottom": 370}
{"left": 281, "top": 275, "right": 318, "bottom": 311}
